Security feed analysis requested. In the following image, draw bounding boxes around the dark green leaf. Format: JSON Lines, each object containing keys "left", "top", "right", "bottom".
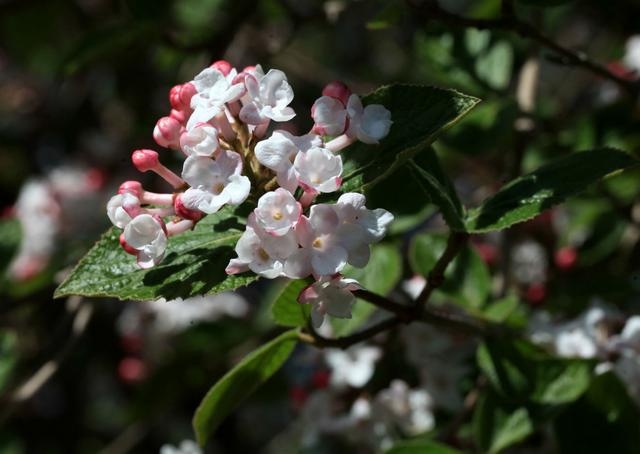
{"left": 0, "top": 331, "right": 18, "bottom": 393}
{"left": 473, "top": 391, "right": 534, "bottom": 454}
{"left": 192, "top": 330, "right": 298, "bottom": 446}
{"left": 465, "top": 149, "right": 639, "bottom": 233}
{"left": 270, "top": 279, "right": 312, "bottom": 328}
{"left": 54, "top": 207, "right": 256, "bottom": 301}
{"left": 339, "top": 84, "right": 480, "bottom": 194}
{"left": 554, "top": 371, "right": 640, "bottom": 454}
{"left": 477, "top": 340, "right": 593, "bottom": 404}
{"left": 408, "top": 147, "right": 465, "bottom": 231}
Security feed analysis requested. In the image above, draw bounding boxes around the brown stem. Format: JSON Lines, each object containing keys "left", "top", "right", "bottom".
{"left": 415, "top": 231, "right": 469, "bottom": 307}
{"left": 408, "top": 0, "right": 640, "bottom": 97}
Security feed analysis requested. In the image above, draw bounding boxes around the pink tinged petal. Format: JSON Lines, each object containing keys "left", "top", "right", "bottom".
{"left": 222, "top": 175, "right": 250, "bottom": 206}
{"left": 225, "top": 258, "right": 250, "bottom": 275}
{"left": 216, "top": 150, "right": 243, "bottom": 177}
{"left": 181, "top": 188, "right": 212, "bottom": 212}
{"left": 124, "top": 214, "right": 164, "bottom": 249}
{"left": 311, "top": 244, "right": 348, "bottom": 276}
{"left": 311, "top": 96, "right": 347, "bottom": 136}
{"left": 323, "top": 288, "right": 354, "bottom": 319}
{"left": 267, "top": 106, "right": 296, "bottom": 122}
{"left": 294, "top": 216, "right": 314, "bottom": 247}
{"left": 254, "top": 131, "right": 296, "bottom": 172}
{"left": 249, "top": 260, "right": 283, "bottom": 279}
{"left": 360, "top": 208, "right": 394, "bottom": 241}
{"left": 337, "top": 192, "right": 367, "bottom": 210}
{"left": 347, "top": 242, "right": 371, "bottom": 268}
{"left": 261, "top": 230, "right": 298, "bottom": 259}
{"left": 297, "top": 284, "right": 320, "bottom": 304}
{"left": 239, "top": 102, "right": 264, "bottom": 125}
{"left": 181, "top": 156, "right": 217, "bottom": 188}
{"left": 341, "top": 278, "right": 363, "bottom": 292}
{"left": 283, "top": 248, "right": 313, "bottom": 279}
{"left": 309, "top": 204, "right": 340, "bottom": 234}
{"left": 276, "top": 167, "right": 298, "bottom": 194}
{"left": 358, "top": 104, "right": 392, "bottom": 144}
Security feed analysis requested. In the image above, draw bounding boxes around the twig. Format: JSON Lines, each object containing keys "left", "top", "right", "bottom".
{"left": 415, "top": 231, "right": 469, "bottom": 307}
{"left": 408, "top": 0, "right": 640, "bottom": 97}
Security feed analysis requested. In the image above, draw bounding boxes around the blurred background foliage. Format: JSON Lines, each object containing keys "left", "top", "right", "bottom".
{"left": 1, "top": 0, "right": 640, "bottom": 452}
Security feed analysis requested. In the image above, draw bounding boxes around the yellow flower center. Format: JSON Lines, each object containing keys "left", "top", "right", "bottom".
{"left": 272, "top": 211, "right": 283, "bottom": 221}
{"left": 312, "top": 238, "right": 323, "bottom": 248}
{"left": 258, "top": 248, "right": 270, "bottom": 261}
{"left": 213, "top": 183, "right": 225, "bottom": 194}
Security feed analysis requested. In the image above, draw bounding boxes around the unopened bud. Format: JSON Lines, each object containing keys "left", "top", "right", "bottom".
{"left": 153, "top": 116, "right": 182, "bottom": 149}
{"left": 555, "top": 247, "right": 578, "bottom": 271}
{"left": 118, "top": 180, "right": 143, "bottom": 197}
{"left": 174, "top": 194, "right": 204, "bottom": 222}
{"left": 179, "top": 82, "right": 197, "bottom": 107}
{"left": 322, "top": 81, "right": 351, "bottom": 106}
{"left": 169, "top": 108, "right": 186, "bottom": 124}
{"left": 132, "top": 149, "right": 159, "bottom": 172}
{"left": 169, "top": 85, "right": 183, "bottom": 110}
{"left": 211, "top": 60, "right": 232, "bottom": 76}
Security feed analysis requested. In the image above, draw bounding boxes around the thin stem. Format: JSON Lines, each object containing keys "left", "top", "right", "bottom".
{"left": 415, "top": 231, "right": 469, "bottom": 307}
{"left": 409, "top": 0, "right": 640, "bottom": 97}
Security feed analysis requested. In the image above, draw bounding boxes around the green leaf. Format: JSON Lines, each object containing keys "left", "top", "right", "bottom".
{"left": 465, "top": 149, "right": 639, "bottom": 233}
{"left": 270, "top": 279, "right": 312, "bottom": 328}
{"left": 386, "top": 438, "right": 463, "bottom": 454}
{"left": 554, "top": 371, "right": 640, "bottom": 454}
{"left": 473, "top": 391, "right": 534, "bottom": 454}
{"left": 477, "top": 340, "right": 593, "bottom": 404}
{"left": 339, "top": 84, "right": 480, "bottom": 194}
{"left": 192, "top": 330, "right": 298, "bottom": 447}
{"left": 410, "top": 233, "right": 490, "bottom": 309}
{"left": 332, "top": 243, "right": 402, "bottom": 336}
{"left": 0, "top": 218, "right": 21, "bottom": 277}
{"left": 54, "top": 207, "right": 256, "bottom": 301}
{"left": 475, "top": 41, "right": 513, "bottom": 90}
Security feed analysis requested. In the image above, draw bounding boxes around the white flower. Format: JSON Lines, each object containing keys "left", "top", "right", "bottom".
{"left": 123, "top": 214, "right": 167, "bottom": 269}
{"left": 180, "top": 123, "right": 220, "bottom": 157}
{"left": 293, "top": 147, "right": 343, "bottom": 194}
{"left": 285, "top": 205, "right": 349, "bottom": 278}
{"left": 226, "top": 215, "right": 298, "bottom": 278}
{"left": 555, "top": 328, "right": 598, "bottom": 359}
{"left": 311, "top": 96, "right": 347, "bottom": 136}
{"left": 239, "top": 69, "right": 296, "bottom": 124}
{"left": 254, "top": 188, "right": 301, "bottom": 236}
{"left": 375, "top": 380, "right": 435, "bottom": 436}
{"left": 323, "top": 343, "right": 381, "bottom": 387}
{"left": 254, "top": 130, "right": 321, "bottom": 192}
{"left": 346, "top": 94, "right": 392, "bottom": 144}
{"left": 334, "top": 192, "right": 394, "bottom": 267}
{"left": 181, "top": 150, "right": 250, "bottom": 214}
{"left": 160, "top": 440, "right": 202, "bottom": 454}
{"left": 297, "top": 275, "right": 361, "bottom": 328}
{"left": 107, "top": 192, "right": 140, "bottom": 228}
{"left": 624, "top": 35, "right": 640, "bottom": 73}
{"left": 188, "top": 67, "right": 244, "bottom": 129}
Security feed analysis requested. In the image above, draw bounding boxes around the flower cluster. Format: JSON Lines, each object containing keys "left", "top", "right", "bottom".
{"left": 106, "top": 61, "right": 393, "bottom": 325}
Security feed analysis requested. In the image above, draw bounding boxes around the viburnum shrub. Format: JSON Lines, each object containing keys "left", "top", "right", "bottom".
{"left": 106, "top": 62, "right": 394, "bottom": 325}
{"left": 55, "top": 57, "right": 639, "bottom": 449}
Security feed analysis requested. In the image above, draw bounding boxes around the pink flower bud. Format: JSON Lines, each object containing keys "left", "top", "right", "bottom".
{"left": 174, "top": 194, "right": 204, "bottom": 222}
{"left": 243, "top": 65, "right": 256, "bottom": 73}
{"left": 131, "top": 149, "right": 159, "bottom": 172}
{"left": 118, "top": 181, "right": 143, "bottom": 197}
{"left": 169, "top": 85, "right": 182, "bottom": 110}
{"left": 322, "top": 81, "right": 351, "bottom": 106}
{"left": 526, "top": 283, "right": 546, "bottom": 305}
{"left": 153, "top": 116, "right": 182, "bottom": 149}
{"left": 118, "top": 357, "right": 146, "bottom": 384}
{"left": 85, "top": 168, "right": 106, "bottom": 191}
{"left": 179, "top": 82, "right": 197, "bottom": 107}
{"left": 555, "top": 247, "right": 578, "bottom": 271}
{"left": 119, "top": 233, "right": 138, "bottom": 255}
{"left": 169, "top": 108, "right": 186, "bottom": 124}
{"left": 210, "top": 60, "right": 232, "bottom": 75}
